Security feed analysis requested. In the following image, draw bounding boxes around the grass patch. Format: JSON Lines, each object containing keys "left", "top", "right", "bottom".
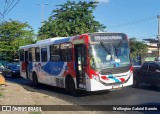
{"left": 0, "top": 92, "right": 4, "bottom": 97}
{"left": 29, "top": 112, "right": 42, "bottom": 114}
{"left": 0, "top": 87, "right": 4, "bottom": 90}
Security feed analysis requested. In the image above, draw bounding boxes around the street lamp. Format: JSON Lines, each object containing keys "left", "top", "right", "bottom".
{"left": 37, "top": 3, "right": 49, "bottom": 25}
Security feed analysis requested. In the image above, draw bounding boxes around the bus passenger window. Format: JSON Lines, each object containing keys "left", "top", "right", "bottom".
{"left": 29, "top": 48, "right": 32, "bottom": 61}
{"left": 50, "top": 44, "right": 60, "bottom": 62}
{"left": 31, "top": 48, "right": 36, "bottom": 62}
{"left": 35, "top": 47, "right": 40, "bottom": 62}
{"left": 19, "top": 49, "right": 24, "bottom": 62}
{"left": 41, "top": 47, "right": 48, "bottom": 62}
{"left": 60, "top": 42, "right": 72, "bottom": 62}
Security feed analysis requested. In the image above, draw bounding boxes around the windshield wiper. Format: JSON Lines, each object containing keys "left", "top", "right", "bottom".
{"left": 100, "top": 41, "right": 111, "bottom": 55}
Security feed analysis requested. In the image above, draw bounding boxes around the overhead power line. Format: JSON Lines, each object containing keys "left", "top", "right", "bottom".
{"left": 1, "top": 0, "right": 20, "bottom": 20}
{"left": 0, "top": 0, "right": 12, "bottom": 17}
{"left": 0, "top": 0, "right": 20, "bottom": 21}
{"left": 1, "top": 0, "right": 16, "bottom": 19}
{"left": 107, "top": 15, "right": 157, "bottom": 29}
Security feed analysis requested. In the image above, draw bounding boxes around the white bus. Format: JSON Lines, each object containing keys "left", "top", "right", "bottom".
{"left": 19, "top": 33, "right": 133, "bottom": 94}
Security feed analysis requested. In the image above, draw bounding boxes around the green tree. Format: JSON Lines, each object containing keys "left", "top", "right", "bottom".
{"left": 143, "top": 38, "right": 158, "bottom": 43}
{"left": 38, "top": 1, "right": 106, "bottom": 40}
{"left": 129, "top": 38, "right": 148, "bottom": 64}
{"left": 0, "top": 20, "right": 35, "bottom": 61}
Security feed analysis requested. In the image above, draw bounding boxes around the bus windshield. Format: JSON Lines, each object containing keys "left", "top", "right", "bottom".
{"left": 89, "top": 41, "right": 130, "bottom": 70}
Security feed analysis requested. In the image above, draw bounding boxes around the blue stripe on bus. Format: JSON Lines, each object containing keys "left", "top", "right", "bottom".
{"left": 108, "top": 74, "right": 120, "bottom": 83}
{"left": 41, "top": 61, "right": 65, "bottom": 76}
{"left": 54, "top": 38, "right": 70, "bottom": 44}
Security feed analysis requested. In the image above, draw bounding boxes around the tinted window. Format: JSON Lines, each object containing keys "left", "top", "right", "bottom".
{"left": 35, "top": 47, "right": 40, "bottom": 62}
{"left": 41, "top": 47, "right": 48, "bottom": 62}
{"left": 50, "top": 44, "right": 60, "bottom": 61}
{"left": 29, "top": 48, "right": 32, "bottom": 61}
{"left": 31, "top": 48, "right": 36, "bottom": 62}
{"left": 141, "top": 63, "right": 148, "bottom": 71}
{"left": 148, "top": 63, "right": 159, "bottom": 72}
{"left": 6, "top": 65, "right": 11, "bottom": 69}
{"left": 60, "top": 42, "right": 72, "bottom": 61}
{"left": 19, "top": 49, "right": 24, "bottom": 61}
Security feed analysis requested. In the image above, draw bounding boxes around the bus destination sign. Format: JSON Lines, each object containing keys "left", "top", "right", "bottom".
{"left": 90, "top": 35, "right": 122, "bottom": 42}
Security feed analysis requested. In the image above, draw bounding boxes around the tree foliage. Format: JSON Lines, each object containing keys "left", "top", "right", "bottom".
{"left": 129, "top": 38, "right": 148, "bottom": 63}
{"left": 0, "top": 20, "right": 35, "bottom": 61}
{"left": 38, "top": 1, "right": 106, "bottom": 40}
{"left": 143, "top": 38, "right": 158, "bottom": 43}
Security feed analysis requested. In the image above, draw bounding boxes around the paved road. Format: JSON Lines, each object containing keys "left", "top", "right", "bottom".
{"left": 5, "top": 77, "right": 160, "bottom": 113}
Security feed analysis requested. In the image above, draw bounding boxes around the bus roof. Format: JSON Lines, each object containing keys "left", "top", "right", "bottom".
{"left": 36, "top": 37, "right": 69, "bottom": 43}
{"left": 19, "top": 32, "right": 127, "bottom": 49}
{"left": 19, "top": 37, "right": 71, "bottom": 49}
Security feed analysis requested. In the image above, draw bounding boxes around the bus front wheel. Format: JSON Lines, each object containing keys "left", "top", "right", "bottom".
{"left": 66, "top": 77, "right": 77, "bottom": 96}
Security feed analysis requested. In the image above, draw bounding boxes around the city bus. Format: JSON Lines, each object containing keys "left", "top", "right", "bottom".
{"left": 19, "top": 33, "right": 133, "bottom": 94}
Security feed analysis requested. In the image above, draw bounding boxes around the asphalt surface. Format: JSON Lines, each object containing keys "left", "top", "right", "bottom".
{"left": 4, "top": 77, "right": 160, "bottom": 113}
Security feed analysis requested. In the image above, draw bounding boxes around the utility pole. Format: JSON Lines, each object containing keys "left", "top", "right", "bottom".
{"left": 37, "top": 3, "right": 48, "bottom": 25}
{"left": 157, "top": 15, "right": 160, "bottom": 61}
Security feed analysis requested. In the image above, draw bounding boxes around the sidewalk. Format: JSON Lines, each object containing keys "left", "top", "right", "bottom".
{"left": 0, "top": 80, "right": 105, "bottom": 114}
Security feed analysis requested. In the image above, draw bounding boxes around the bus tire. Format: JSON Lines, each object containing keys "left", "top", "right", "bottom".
{"left": 32, "top": 73, "right": 38, "bottom": 86}
{"left": 68, "top": 77, "right": 78, "bottom": 96}
{"left": 65, "top": 77, "right": 70, "bottom": 92}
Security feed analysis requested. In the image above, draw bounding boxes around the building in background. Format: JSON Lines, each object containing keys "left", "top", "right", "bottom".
{"left": 145, "top": 42, "right": 157, "bottom": 61}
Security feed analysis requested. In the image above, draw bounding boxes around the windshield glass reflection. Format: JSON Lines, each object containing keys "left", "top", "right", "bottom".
{"left": 89, "top": 41, "right": 130, "bottom": 69}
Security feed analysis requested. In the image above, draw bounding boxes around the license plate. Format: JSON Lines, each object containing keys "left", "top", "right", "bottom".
{"left": 112, "top": 84, "right": 122, "bottom": 89}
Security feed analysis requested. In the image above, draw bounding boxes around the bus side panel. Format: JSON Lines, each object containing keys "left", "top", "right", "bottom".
{"left": 30, "top": 62, "right": 52, "bottom": 85}
{"left": 34, "top": 61, "right": 69, "bottom": 88}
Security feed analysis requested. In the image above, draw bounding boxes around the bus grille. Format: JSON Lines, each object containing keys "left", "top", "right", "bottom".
{"left": 99, "top": 65, "right": 131, "bottom": 75}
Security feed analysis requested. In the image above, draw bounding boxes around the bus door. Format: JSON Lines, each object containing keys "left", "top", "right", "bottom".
{"left": 24, "top": 51, "right": 29, "bottom": 79}
{"left": 75, "top": 44, "right": 86, "bottom": 89}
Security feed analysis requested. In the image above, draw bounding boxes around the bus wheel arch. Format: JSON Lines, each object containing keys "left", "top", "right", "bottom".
{"left": 65, "top": 75, "right": 77, "bottom": 95}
